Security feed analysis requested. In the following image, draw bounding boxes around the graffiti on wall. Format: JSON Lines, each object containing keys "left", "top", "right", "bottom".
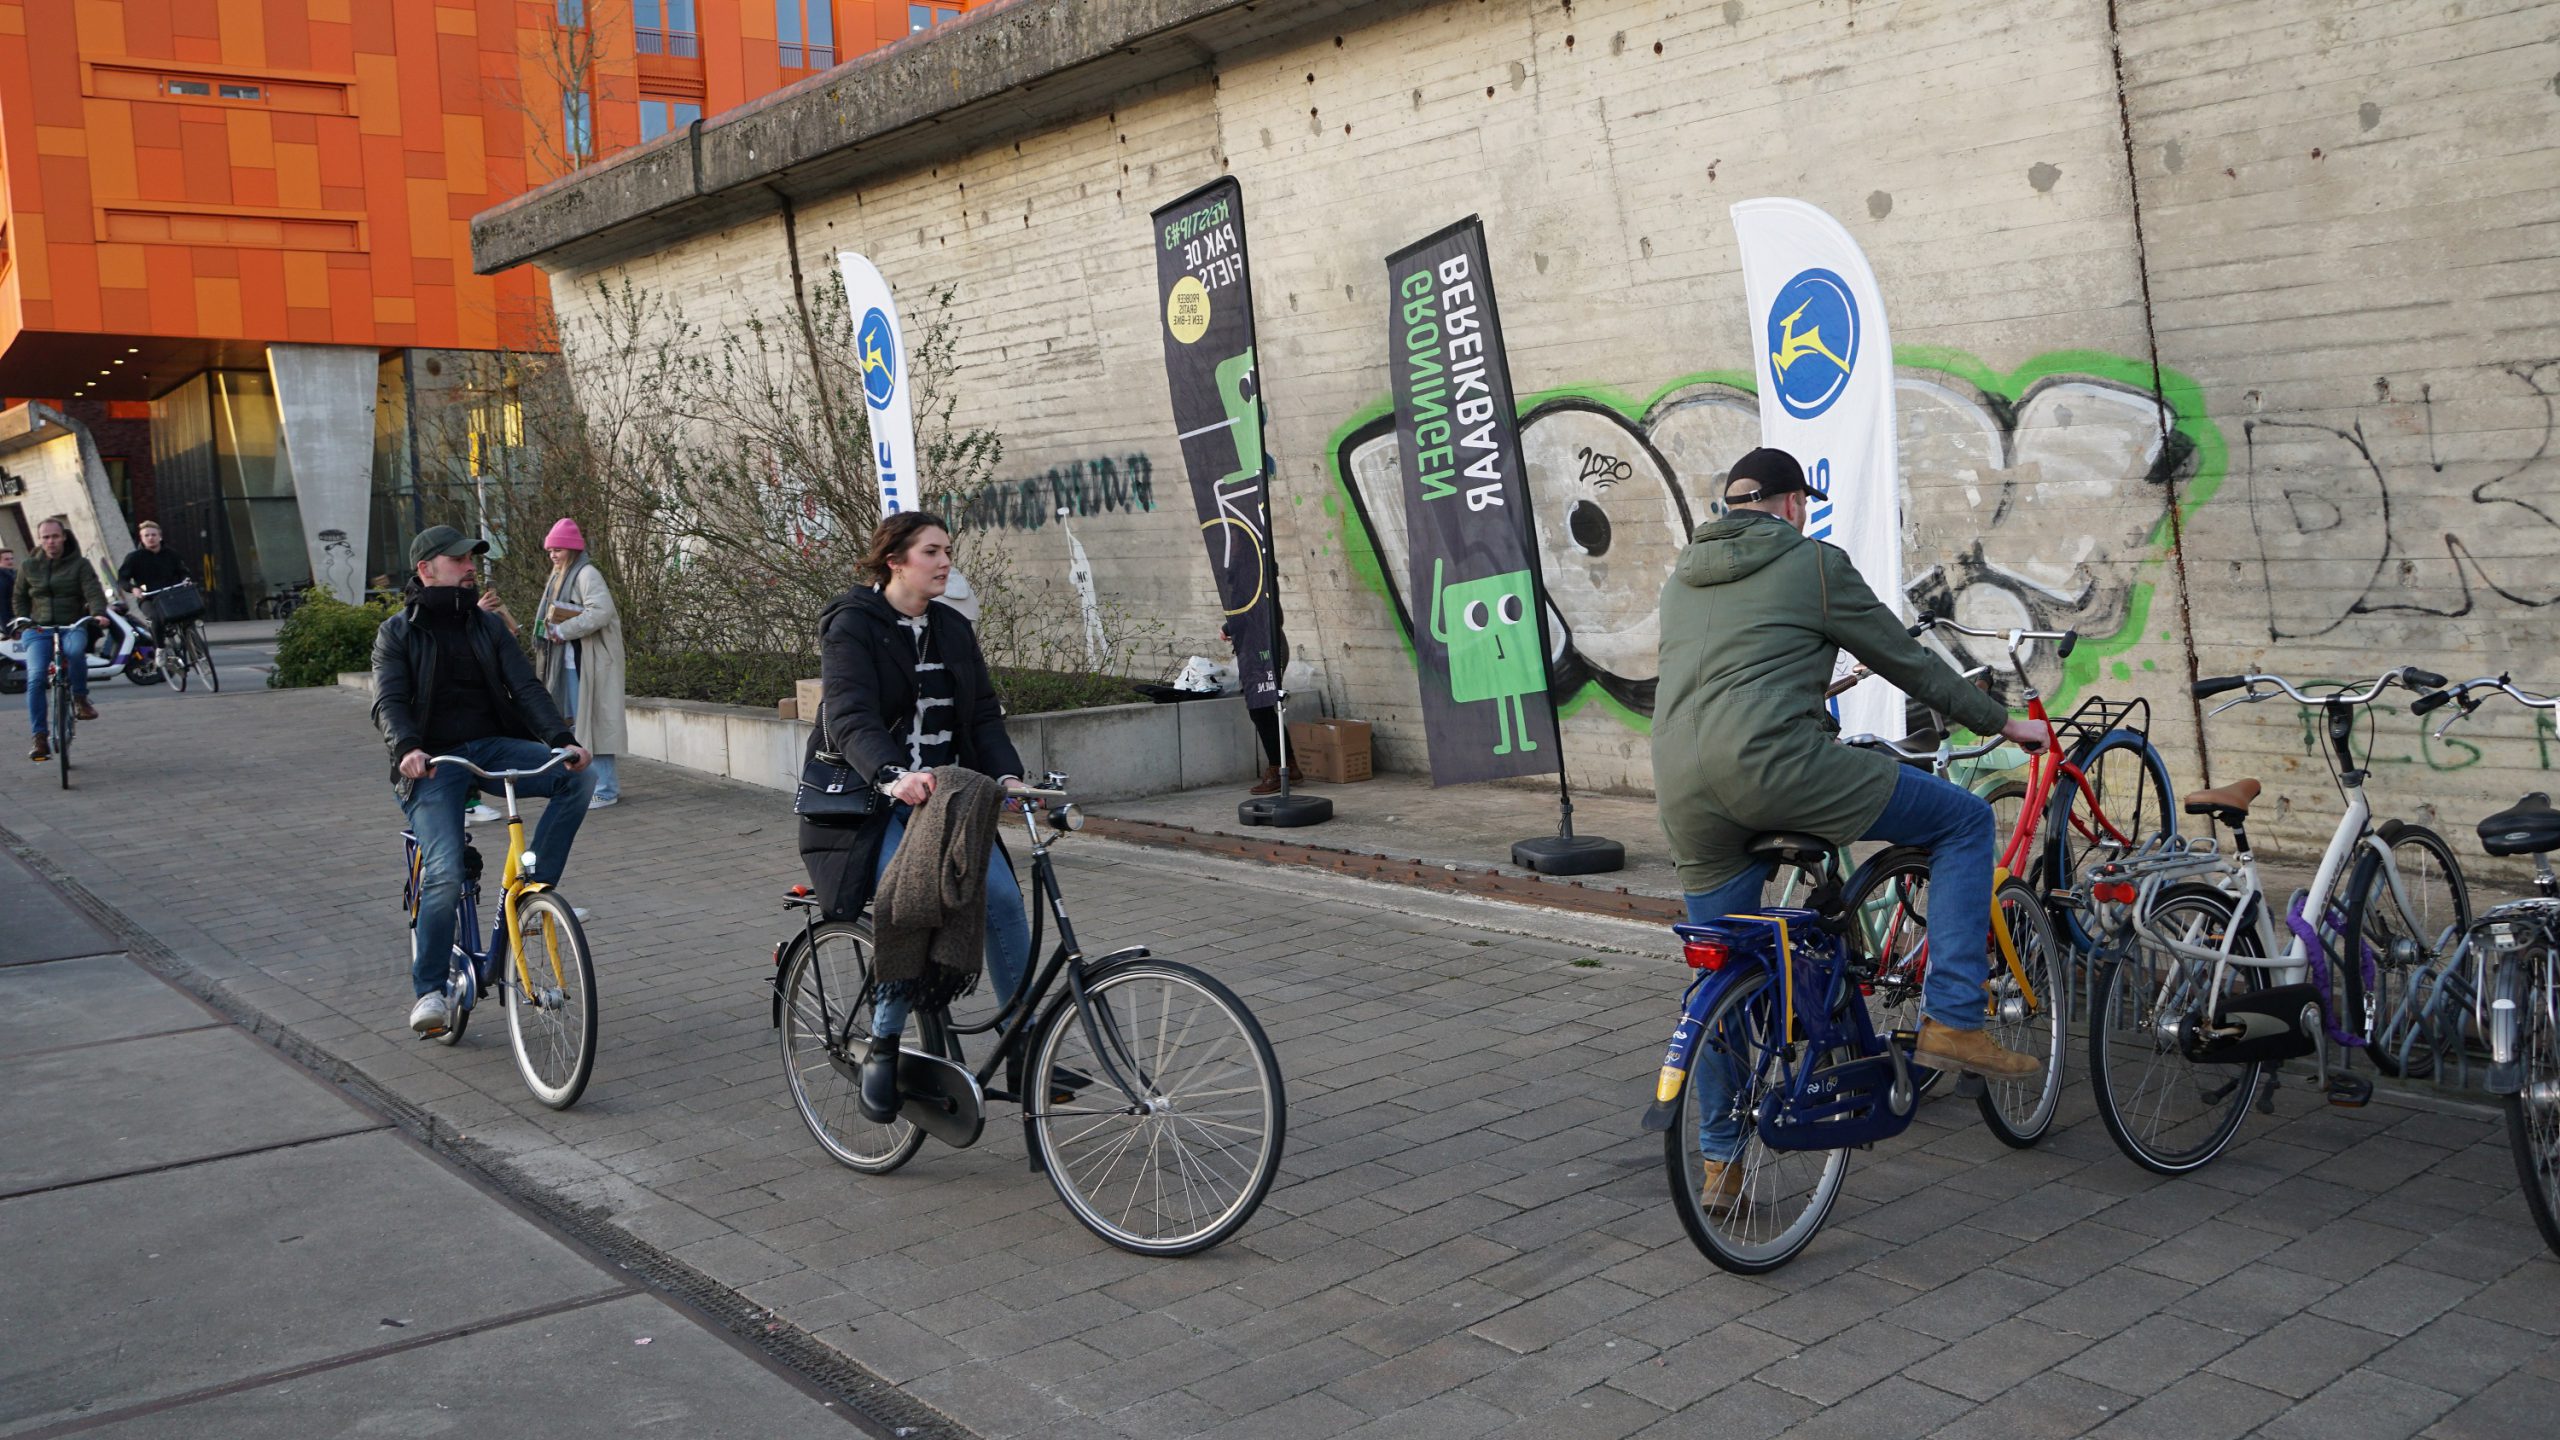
{"left": 2245, "top": 360, "right": 2560, "bottom": 640}
{"left": 948, "top": 453, "right": 1156, "bottom": 532}
{"left": 1326, "top": 348, "right": 2216, "bottom": 725}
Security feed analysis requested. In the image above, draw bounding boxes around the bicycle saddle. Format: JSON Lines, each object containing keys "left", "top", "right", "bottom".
{"left": 2182, "top": 778, "right": 2262, "bottom": 822}
{"left": 1746, "top": 832, "right": 1837, "bottom": 866}
{"left": 2479, "top": 792, "right": 2560, "bottom": 857}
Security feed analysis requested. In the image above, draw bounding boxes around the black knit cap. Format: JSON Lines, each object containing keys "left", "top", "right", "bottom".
{"left": 1722, "top": 446, "right": 1827, "bottom": 504}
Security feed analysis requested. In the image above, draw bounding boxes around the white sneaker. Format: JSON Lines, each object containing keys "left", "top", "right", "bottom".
{"left": 466, "top": 804, "right": 501, "bottom": 825}
{"left": 407, "top": 992, "right": 450, "bottom": 1034}
{"left": 587, "top": 795, "right": 618, "bottom": 810}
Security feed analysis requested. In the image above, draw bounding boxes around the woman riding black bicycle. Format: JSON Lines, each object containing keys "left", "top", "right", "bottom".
{"left": 799, "top": 511, "right": 1031, "bottom": 1126}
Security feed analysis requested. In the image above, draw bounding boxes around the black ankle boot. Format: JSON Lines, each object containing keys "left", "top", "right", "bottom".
{"left": 858, "top": 1035, "right": 903, "bottom": 1124}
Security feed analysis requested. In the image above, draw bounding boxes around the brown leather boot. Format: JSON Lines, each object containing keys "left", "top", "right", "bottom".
{"left": 1698, "top": 1158, "right": 1749, "bottom": 1219}
{"left": 1250, "top": 766, "right": 1296, "bottom": 796}
{"left": 29, "top": 733, "right": 50, "bottom": 762}
{"left": 1914, "top": 1018, "right": 2044, "bottom": 1079}
{"left": 74, "top": 697, "right": 98, "bottom": 721}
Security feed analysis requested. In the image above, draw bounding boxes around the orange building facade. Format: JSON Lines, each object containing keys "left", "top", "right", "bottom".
{"left": 0, "top": 0, "right": 970, "bottom": 615}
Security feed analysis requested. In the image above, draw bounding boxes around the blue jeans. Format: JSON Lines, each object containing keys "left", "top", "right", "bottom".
{"left": 24, "top": 624, "right": 91, "bottom": 732}
{"left": 589, "top": 754, "right": 619, "bottom": 803}
{"left": 1684, "top": 764, "right": 1998, "bottom": 1161}
{"left": 400, "top": 737, "right": 597, "bottom": 998}
{"left": 868, "top": 804, "right": 1031, "bottom": 1038}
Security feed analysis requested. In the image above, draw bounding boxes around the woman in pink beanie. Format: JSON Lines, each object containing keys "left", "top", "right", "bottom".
{"left": 494, "top": 517, "right": 626, "bottom": 807}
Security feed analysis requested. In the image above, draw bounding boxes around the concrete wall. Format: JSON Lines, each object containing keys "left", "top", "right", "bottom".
{"left": 0, "top": 403, "right": 134, "bottom": 584}
{"left": 514, "top": 0, "right": 2560, "bottom": 863}
{"left": 334, "top": 676, "right": 1260, "bottom": 800}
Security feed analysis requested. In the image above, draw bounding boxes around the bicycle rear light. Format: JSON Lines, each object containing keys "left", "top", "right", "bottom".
{"left": 1684, "top": 938, "right": 1731, "bottom": 970}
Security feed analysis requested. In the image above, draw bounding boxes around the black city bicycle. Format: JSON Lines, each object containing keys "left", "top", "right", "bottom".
{"left": 131, "top": 581, "right": 219, "bottom": 693}
{"left": 8, "top": 618, "right": 90, "bottom": 789}
{"left": 769, "top": 772, "right": 1286, "bottom": 1256}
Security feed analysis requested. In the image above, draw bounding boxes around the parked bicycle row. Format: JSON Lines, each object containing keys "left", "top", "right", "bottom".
{"left": 1643, "top": 449, "right": 2557, "bottom": 1274}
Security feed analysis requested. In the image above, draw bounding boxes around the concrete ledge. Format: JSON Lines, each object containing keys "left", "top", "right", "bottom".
{"left": 335, "top": 674, "right": 1258, "bottom": 800}
{"left": 468, "top": 0, "right": 1398, "bottom": 275}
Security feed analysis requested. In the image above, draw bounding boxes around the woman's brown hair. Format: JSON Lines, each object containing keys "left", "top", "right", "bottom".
{"left": 859, "top": 510, "right": 951, "bottom": 585}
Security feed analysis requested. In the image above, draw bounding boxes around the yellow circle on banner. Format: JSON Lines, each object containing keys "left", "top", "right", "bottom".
{"left": 1166, "top": 275, "right": 1213, "bottom": 344}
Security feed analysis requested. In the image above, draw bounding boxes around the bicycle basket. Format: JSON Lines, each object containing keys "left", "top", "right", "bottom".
{"left": 140, "top": 581, "right": 206, "bottom": 626}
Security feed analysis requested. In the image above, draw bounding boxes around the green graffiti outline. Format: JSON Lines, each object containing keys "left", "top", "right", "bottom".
{"left": 1322, "top": 345, "right": 2225, "bottom": 728}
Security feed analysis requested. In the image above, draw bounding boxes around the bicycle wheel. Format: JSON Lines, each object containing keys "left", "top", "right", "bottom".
{"left": 1841, "top": 846, "right": 1943, "bottom": 1098}
{"left": 505, "top": 891, "right": 597, "bottom": 1108}
{"left": 2047, "top": 729, "right": 2176, "bottom": 947}
{"left": 2506, "top": 954, "right": 2560, "bottom": 1258}
{"left": 187, "top": 623, "right": 219, "bottom": 692}
{"left": 1029, "top": 958, "right": 1285, "bottom": 1256}
{"left": 1664, "top": 968, "right": 1853, "bottom": 1274}
{"left": 53, "top": 677, "right": 70, "bottom": 789}
{"left": 780, "top": 921, "right": 927, "bottom": 1175}
{"left": 2088, "top": 882, "right": 2267, "bottom": 1174}
{"left": 2340, "top": 824, "right": 2471, "bottom": 1078}
{"left": 1980, "top": 876, "right": 2067, "bottom": 1147}
{"left": 164, "top": 636, "right": 189, "bottom": 692}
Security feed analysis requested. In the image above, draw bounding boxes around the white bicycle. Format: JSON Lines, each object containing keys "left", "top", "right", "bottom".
{"left": 2082, "top": 666, "right": 2470, "bottom": 1173}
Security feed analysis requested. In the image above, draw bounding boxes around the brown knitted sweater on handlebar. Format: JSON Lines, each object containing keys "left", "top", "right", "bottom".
{"left": 873, "top": 765, "right": 1007, "bottom": 989}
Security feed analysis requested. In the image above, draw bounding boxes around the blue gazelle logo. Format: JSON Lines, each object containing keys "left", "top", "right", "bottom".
{"left": 1764, "top": 269, "right": 1860, "bottom": 420}
{"left": 858, "top": 308, "right": 898, "bottom": 410}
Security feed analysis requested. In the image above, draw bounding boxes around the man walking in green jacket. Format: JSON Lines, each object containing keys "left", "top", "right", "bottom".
{"left": 1655, "top": 447, "right": 2051, "bottom": 1205}
{"left": 12, "top": 516, "right": 106, "bottom": 762}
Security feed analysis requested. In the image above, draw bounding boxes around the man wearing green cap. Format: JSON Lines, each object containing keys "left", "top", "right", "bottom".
{"left": 371, "top": 525, "right": 594, "bottom": 1035}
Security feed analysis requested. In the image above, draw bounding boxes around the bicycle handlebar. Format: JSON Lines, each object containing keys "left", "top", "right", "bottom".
{"left": 1841, "top": 732, "right": 2008, "bottom": 763}
{"left": 2191, "top": 667, "right": 2439, "bottom": 713}
{"left": 2419, "top": 674, "right": 2560, "bottom": 738}
{"left": 1004, "top": 780, "right": 1069, "bottom": 802}
{"left": 1908, "top": 614, "right": 2079, "bottom": 660}
{"left": 424, "top": 747, "right": 573, "bottom": 782}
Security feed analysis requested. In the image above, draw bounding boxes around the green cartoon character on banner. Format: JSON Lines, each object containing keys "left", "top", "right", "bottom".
{"left": 1429, "top": 559, "right": 1544, "bottom": 757}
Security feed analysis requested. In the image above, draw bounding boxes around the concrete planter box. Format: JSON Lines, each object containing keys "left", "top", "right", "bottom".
{"left": 342, "top": 672, "right": 1259, "bottom": 801}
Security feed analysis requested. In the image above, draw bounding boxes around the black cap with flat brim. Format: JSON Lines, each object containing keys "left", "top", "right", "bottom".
{"left": 1722, "top": 446, "right": 1828, "bottom": 504}
{"left": 408, "top": 524, "right": 489, "bottom": 568}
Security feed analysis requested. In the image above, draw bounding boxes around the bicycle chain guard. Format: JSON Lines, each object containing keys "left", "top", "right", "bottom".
{"left": 1754, "top": 1043, "right": 1918, "bottom": 1152}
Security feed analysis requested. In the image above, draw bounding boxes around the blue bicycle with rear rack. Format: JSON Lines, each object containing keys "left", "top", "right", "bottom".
{"left": 1641, "top": 837, "right": 1925, "bottom": 1274}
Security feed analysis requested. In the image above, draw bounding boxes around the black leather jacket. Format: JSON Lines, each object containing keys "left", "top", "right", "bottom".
{"left": 370, "top": 592, "right": 575, "bottom": 793}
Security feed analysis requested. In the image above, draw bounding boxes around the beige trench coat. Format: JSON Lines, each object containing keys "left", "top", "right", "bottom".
{"left": 536, "top": 559, "right": 627, "bottom": 757}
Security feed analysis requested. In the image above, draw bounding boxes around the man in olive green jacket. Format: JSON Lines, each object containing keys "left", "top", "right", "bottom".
{"left": 12, "top": 516, "right": 106, "bottom": 761}
{"left": 1655, "top": 448, "right": 2050, "bottom": 1202}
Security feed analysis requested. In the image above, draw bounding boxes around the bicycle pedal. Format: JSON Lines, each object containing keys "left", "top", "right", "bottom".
{"left": 2325, "top": 1072, "right": 2374, "bottom": 1108}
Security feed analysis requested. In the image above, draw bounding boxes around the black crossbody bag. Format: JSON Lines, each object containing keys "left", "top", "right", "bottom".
{"left": 795, "top": 693, "right": 885, "bottom": 826}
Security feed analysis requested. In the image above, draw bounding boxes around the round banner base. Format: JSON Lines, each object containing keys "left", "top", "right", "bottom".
{"left": 1511, "top": 834, "right": 1626, "bottom": 876}
{"left": 1239, "top": 794, "right": 1334, "bottom": 828}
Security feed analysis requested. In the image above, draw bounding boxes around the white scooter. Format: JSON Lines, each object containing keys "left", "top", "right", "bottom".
{"left": 0, "top": 604, "right": 164, "bottom": 694}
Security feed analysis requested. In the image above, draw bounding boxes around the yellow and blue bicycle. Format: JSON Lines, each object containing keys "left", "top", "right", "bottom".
{"left": 402, "top": 749, "right": 598, "bottom": 1109}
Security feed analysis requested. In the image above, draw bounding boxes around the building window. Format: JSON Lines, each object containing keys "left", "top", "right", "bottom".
{"left": 217, "top": 83, "right": 263, "bottom": 100}
{"left": 908, "top": 4, "right": 959, "bottom": 31}
{"left": 636, "top": 1, "right": 700, "bottom": 57}
{"left": 562, "top": 89, "right": 594, "bottom": 159}
{"left": 778, "top": 1, "right": 834, "bottom": 70}
{"left": 639, "top": 97, "right": 703, "bottom": 142}
{"left": 165, "top": 79, "right": 211, "bottom": 96}
{"left": 557, "top": 0, "right": 586, "bottom": 26}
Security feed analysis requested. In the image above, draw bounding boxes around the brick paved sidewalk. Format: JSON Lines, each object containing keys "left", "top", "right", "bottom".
{"left": 2, "top": 685, "right": 2553, "bottom": 1439}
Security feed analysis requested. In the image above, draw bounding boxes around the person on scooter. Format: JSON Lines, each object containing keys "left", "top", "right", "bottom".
{"left": 13, "top": 517, "right": 107, "bottom": 762}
